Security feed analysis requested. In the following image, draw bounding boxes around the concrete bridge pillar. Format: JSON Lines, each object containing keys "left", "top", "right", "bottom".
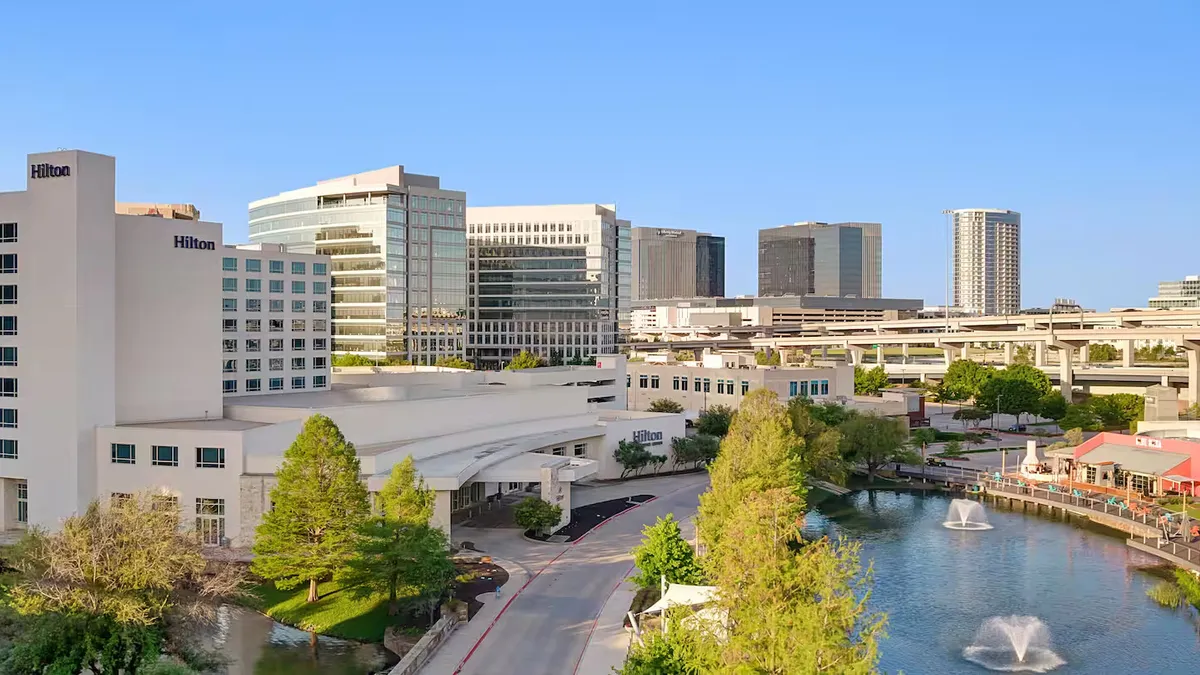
{"left": 942, "top": 348, "right": 955, "bottom": 366}
{"left": 847, "top": 346, "right": 865, "bottom": 366}
{"left": 960, "top": 344, "right": 970, "bottom": 360}
{"left": 1186, "top": 347, "right": 1200, "bottom": 406}
{"left": 901, "top": 343, "right": 910, "bottom": 364}
{"left": 876, "top": 344, "right": 884, "bottom": 365}
{"left": 1059, "top": 346, "right": 1074, "bottom": 396}
{"left": 1078, "top": 344, "right": 1089, "bottom": 364}
{"left": 1122, "top": 340, "right": 1135, "bottom": 367}
{"left": 1003, "top": 342, "right": 1014, "bottom": 365}
{"left": 1035, "top": 342, "right": 1046, "bottom": 367}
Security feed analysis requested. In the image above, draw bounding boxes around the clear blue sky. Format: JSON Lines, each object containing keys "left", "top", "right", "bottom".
{"left": 2, "top": 1, "right": 1196, "bottom": 309}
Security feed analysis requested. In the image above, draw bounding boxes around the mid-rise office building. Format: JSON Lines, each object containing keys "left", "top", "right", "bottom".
{"left": 758, "top": 221, "right": 882, "bottom": 298}
{"left": 466, "top": 204, "right": 625, "bottom": 368}
{"left": 249, "top": 166, "right": 467, "bottom": 365}
{"left": 1149, "top": 276, "right": 1200, "bottom": 309}
{"left": 630, "top": 227, "right": 726, "bottom": 300}
{"left": 950, "top": 208, "right": 1021, "bottom": 315}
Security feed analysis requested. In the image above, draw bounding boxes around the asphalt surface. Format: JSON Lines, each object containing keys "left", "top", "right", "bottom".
{"left": 453, "top": 473, "right": 709, "bottom": 675}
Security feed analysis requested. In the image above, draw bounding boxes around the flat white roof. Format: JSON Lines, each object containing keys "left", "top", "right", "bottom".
{"left": 224, "top": 385, "right": 497, "bottom": 410}
{"left": 119, "top": 418, "right": 268, "bottom": 431}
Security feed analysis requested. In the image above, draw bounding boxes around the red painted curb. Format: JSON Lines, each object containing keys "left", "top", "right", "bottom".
{"left": 452, "top": 496, "right": 659, "bottom": 674}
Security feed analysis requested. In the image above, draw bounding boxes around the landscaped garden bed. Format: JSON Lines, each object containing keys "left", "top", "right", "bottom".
{"left": 525, "top": 495, "right": 654, "bottom": 542}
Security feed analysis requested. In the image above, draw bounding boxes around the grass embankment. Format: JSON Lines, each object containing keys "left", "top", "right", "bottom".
{"left": 245, "top": 580, "right": 395, "bottom": 642}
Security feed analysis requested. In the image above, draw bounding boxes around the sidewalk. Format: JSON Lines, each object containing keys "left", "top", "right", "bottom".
{"left": 419, "top": 557, "right": 530, "bottom": 674}
{"left": 573, "top": 579, "right": 637, "bottom": 675}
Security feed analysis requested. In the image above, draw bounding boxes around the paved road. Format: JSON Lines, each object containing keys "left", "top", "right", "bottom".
{"left": 450, "top": 473, "right": 709, "bottom": 675}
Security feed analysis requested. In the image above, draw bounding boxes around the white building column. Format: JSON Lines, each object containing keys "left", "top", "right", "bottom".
{"left": 540, "top": 466, "right": 570, "bottom": 531}
{"left": 431, "top": 490, "right": 452, "bottom": 540}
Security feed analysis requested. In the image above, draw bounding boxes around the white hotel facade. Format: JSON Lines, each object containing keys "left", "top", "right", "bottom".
{"left": 0, "top": 150, "right": 681, "bottom": 546}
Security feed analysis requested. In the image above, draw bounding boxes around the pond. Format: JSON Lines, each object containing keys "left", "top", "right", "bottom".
{"left": 201, "top": 605, "right": 398, "bottom": 675}
{"left": 806, "top": 491, "right": 1200, "bottom": 674}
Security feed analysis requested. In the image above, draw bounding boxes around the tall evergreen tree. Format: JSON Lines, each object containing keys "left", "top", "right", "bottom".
{"left": 252, "top": 414, "right": 370, "bottom": 603}
{"left": 377, "top": 455, "right": 435, "bottom": 526}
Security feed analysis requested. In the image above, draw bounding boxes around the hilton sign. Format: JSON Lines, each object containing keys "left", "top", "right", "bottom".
{"left": 30, "top": 163, "right": 71, "bottom": 179}
{"left": 632, "top": 430, "right": 663, "bottom": 444}
{"left": 174, "top": 235, "right": 215, "bottom": 251}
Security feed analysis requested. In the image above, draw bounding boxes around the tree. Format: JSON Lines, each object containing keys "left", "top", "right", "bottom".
{"left": 942, "top": 359, "right": 995, "bottom": 402}
{"left": 952, "top": 407, "right": 991, "bottom": 428}
{"left": 963, "top": 433, "right": 984, "bottom": 451}
{"left": 1090, "top": 393, "right": 1144, "bottom": 429}
{"left": 978, "top": 376, "right": 1042, "bottom": 422}
{"left": 615, "top": 439, "right": 655, "bottom": 478}
{"left": 252, "top": 414, "right": 371, "bottom": 603}
{"left": 648, "top": 398, "right": 685, "bottom": 414}
{"left": 854, "top": 365, "right": 889, "bottom": 396}
{"left": 5, "top": 493, "right": 242, "bottom": 674}
{"left": 1064, "top": 427, "right": 1085, "bottom": 446}
{"left": 1037, "top": 391, "right": 1069, "bottom": 420}
{"left": 619, "top": 627, "right": 711, "bottom": 675}
{"left": 513, "top": 497, "right": 562, "bottom": 535}
{"left": 908, "top": 428, "right": 937, "bottom": 464}
{"left": 1001, "top": 363, "right": 1053, "bottom": 397}
{"left": 695, "top": 404, "right": 734, "bottom": 437}
{"left": 1088, "top": 343, "right": 1120, "bottom": 362}
{"left": 1059, "top": 403, "right": 1100, "bottom": 432}
{"left": 629, "top": 514, "right": 705, "bottom": 589}
{"left": 376, "top": 455, "right": 435, "bottom": 526}
{"left": 942, "top": 439, "right": 963, "bottom": 458}
{"left": 505, "top": 350, "right": 544, "bottom": 370}
{"left": 838, "top": 412, "right": 912, "bottom": 481}
{"left": 547, "top": 349, "right": 564, "bottom": 366}
{"left": 673, "top": 349, "right": 696, "bottom": 362}
{"left": 433, "top": 356, "right": 474, "bottom": 370}
{"left": 1013, "top": 345, "right": 1034, "bottom": 365}
{"left": 755, "top": 350, "right": 781, "bottom": 366}
{"left": 332, "top": 353, "right": 377, "bottom": 367}
{"left": 787, "top": 398, "right": 850, "bottom": 484}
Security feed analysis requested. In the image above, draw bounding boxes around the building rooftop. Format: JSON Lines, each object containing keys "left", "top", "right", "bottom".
{"left": 224, "top": 385, "right": 498, "bottom": 410}
{"left": 1077, "top": 443, "right": 1191, "bottom": 476}
{"left": 119, "top": 418, "right": 268, "bottom": 431}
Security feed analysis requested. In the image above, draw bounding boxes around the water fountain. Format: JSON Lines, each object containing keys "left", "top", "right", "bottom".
{"left": 963, "top": 616, "right": 1066, "bottom": 672}
{"left": 943, "top": 498, "right": 993, "bottom": 530}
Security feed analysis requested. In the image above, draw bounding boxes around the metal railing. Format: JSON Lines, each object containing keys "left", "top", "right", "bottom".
{"left": 1131, "top": 532, "right": 1200, "bottom": 566}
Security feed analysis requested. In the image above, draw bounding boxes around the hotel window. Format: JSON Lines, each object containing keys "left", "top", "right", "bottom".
{"left": 292, "top": 320, "right": 306, "bottom": 331}
{"left": 151, "top": 445, "right": 178, "bottom": 467}
{"left": 314, "top": 339, "right": 327, "bottom": 351}
{"left": 291, "top": 376, "right": 306, "bottom": 390}
{"left": 15, "top": 481, "right": 25, "bottom": 523}
{"left": 246, "top": 378, "right": 261, "bottom": 392}
{"left": 269, "top": 358, "right": 283, "bottom": 371}
{"left": 291, "top": 261, "right": 306, "bottom": 275}
{"left": 650, "top": 375, "right": 660, "bottom": 389}
{"left": 269, "top": 339, "right": 283, "bottom": 352}
{"left": 222, "top": 319, "right": 237, "bottom": 333}
{"left": 313, "top": 262, "right": 327, "bottom": 275}
{"left": 4, "top": 254, "right": 23, "bottom": 272}
{"left": 292, "top": 300, "right": 306, "bottom": 312}
{"left": 0, "top": 347, "right": 15, "bottom": 366}
{"left": 245, "top": 258, "right": 261, "bottom": 272}
{"left": 222, "top": 278, "right": 237, "bottom": 292}
{"left": 313, "top": 320, "right": 327, "bottom": 332}
{"left": 313, "top": 375, "right": 327, "bottom": 388}
{"left": 0, "top": 409, "right": 15, "bottom": 428}
{"left": 313, "top": 281, "right": 327, "bottom": 295}
{"left": 269, "top": 299, "right": 283, "bottom": 312}
{"left": 269, "top": 319, "right": 283, "bottom": 332}
{"left": 223, "top": 379, "right": 237, "bottom": 393}
{"left": 0, "top": 439, "right": 16, "bottom": 459}
{"left": 269, "top": 377, "right": 284, "bottom": 391}
{"left": 269, "top": 260, "right": 284, "bottom": 274}
{"left": 291, "top": 338, "right": 306, "bottom": 350}
{"left": 292, "top": 281, "right": 306, "bottom": 294}
{"left": 313, "top": 356, "right": 327, "bottom": 369}
{"left": 196, "top": 447, "right": 225, "bottom": 469}
{"left": 313, "top": 301, "right": 327, "bottom": 313}
{"left": 246, "top": 278, "right": 262, "bottom": 293}
{"left": 0, "top": 286, "right": 15, "bottom": 304}
{"left": 222, "top": 299, "right": 236, "bottom": 312}
{"left": 222, "top": 359, "right": 237, "bottom": 373}
{"left": 269, "top": 280, "right": 284, "bottom": 293}
{"left": 246, "top": 299, "right": 261, "bottom": 312}
{"left": 111, "top": 443, "right": 136, "bottom": 464}
{"left": 291, "top": 357, "right": 306, "bottom": 370}
{"left": 245, "top": 339, "right": 261, "bottom": 352}
{"left": 703, "top": 378, "right": 710, "bottom": 393}
{"left": 789, "top": 381, "right": 798, "bottom": 397}
{"left": 0, "top": 223, "right": 16, "bottom": 242}
{"left": 222, "top": 339, "right": 236, "bottom": 353}
{"left": 0, "top": 317, "right": 15, "bottom": 336}
{"left": 222, "top": 257, "right": 237, "bottom": 271}
{"left": 246, "top": 358, "right": 261, "bottom": 372}
{"left": 810, "top": 380, "right": 819, "bottom": 396}
{"left": 627, "top": 374, "right": 630, "bottom": 388}
{"left": 716, "top": 380, "right": 725, "bottom": 395}
{"left": 639, "top": 374, "right": 648, "bottom": 389}
{"left": 821, "top": 380, "right": 830, "bottom": 395}
{"left": 196, "top": 498, "right": 225, "bottom": 546}
{"left": 551, "top": 446, "right": 565, "bottom": 456}
{"left": 741, "top": 380, "right": 750, "bottom": 395}
{"left": 672, "top": 376, "right": 679, "bottom": 391}
{"left": 574, "top": 443, "right": 587, "bottom": 457}
{"left": 245, "top": 319, "right": 260, "bottom": 332}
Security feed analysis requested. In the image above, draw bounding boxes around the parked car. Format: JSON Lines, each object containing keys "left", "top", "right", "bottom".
{"left": 926, "top": 457, "right": 948, "bottom": 467}
{"left": 1007, "top": 424, "right": 1027, "bottom": 432}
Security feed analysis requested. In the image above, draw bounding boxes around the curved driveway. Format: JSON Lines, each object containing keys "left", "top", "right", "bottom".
{"left": 448, "top": 473, "right": 709, "bottom": 675}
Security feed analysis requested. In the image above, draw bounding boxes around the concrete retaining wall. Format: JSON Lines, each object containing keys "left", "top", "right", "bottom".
{"left": 389, "top": 615, "right": 458, "bottom": 675}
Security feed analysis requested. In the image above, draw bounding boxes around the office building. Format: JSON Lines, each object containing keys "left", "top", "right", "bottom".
{"left": 630, "top": 227, "right": 726, "bottom": 300}
{"left": 249, "top": 166, "right": 467, "bottom": 365}
{"left": 950, "top": 208, "right": 1021, "bottom": 315}
{"left": 1149, "top": 276, "right": 1200, "bottom": 309}
{"left": 626, "top": 359, "right": 853, "bottom": 414}
{"left": 630, "top": 295, "right": 922, "bottom": 339}
{"left": 757, "top": 222, "right": 882, "bottom": 298}
{"left": 465, "top": 204, "right": 625, "bottom": 368}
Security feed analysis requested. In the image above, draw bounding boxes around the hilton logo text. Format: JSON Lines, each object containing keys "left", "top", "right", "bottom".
{"left": 632, "top": 430, "right": 663, "bottom": 444}
{"left": 174, "top": 236, "right": 216, "bottom": 251}
{"left": 30, "top": 163, "right": 71, "bottom": 179}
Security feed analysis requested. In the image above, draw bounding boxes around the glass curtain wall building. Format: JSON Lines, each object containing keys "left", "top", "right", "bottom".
{"left": 757, "top": 221, "right": 881, "bottom": 298}
{"left": 629, "top": 227, "right": 726, "bottom": 301}
{"left": 248, "top": 166, "right": 467, "bottom": 364}
{"left": 466, "top": 204, "right": 624, "bottom": 369}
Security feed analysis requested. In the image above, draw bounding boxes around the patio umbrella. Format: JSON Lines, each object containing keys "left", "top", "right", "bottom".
{"left": 1162, "top": 475, "right": 1197, "bottom": 536}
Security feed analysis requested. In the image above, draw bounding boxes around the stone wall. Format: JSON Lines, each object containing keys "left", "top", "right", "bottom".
{"left": 237, "top": 475, "right": 277, "bottom": 547}
{"left": 388, "top": 616, "right": 458, "bottom": 675}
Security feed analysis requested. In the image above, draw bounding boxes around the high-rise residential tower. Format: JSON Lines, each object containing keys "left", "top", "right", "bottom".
{"left": 466, "top": 204, "right": 624, "bottom": 368}
{"left": 630, "top": 227, "right": 726, "bottom": 300}
{"left": 757, "top": 221, "right": 881, "bottom": 297}
{"left": 249, "top": 166, "right": 467, "bottom": 364}
{"left": 950, "top": 209, "right": 1021, "bottom": 315}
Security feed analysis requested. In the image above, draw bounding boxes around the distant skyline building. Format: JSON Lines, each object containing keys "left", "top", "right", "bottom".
{"left": 116, "top": 202, "right": 200, "bottom": 220}
{"left": 249, "top": 165, "right": 467, "bottom": 364}
{"left": 466, "top": 204, "right": 625, "bottom": 368}
{"left": 1149, "top": 275, "right": 1200, "bottom": 309}
{"left": 630, "top": 227, "right": 725, "bottom": 300}
{"left": 757, "top": 221, "right": 881, "bottom": 298}
{"left": 950, "top": 208, "right": 1021, "bottom": 315}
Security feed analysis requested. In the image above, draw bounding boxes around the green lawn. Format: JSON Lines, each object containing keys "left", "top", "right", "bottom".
{"left": 245, "top": 579, "right": 395, "bottom": 642}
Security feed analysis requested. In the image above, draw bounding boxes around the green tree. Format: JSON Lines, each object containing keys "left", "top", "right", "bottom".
{"left": 332, "top": 353, "right": 377, "bottom": 367}
{"left": 1001, "top": 363, "right": 1053, "bottom": 397}
{"left": 942, "top": 359, "right": 995, "bottom": 402}
{"left": 252, "top": 414, "right": 371, "bottom": 603}
{"left": 1013, "top": 345, "right": 1034, "bottom": 365}
{"left": 433, "top": 356, "right": 474, "bottom": 370}
{"left": 942, "top": 439, "right": 964, "bottom": 458}
{"left": 1059, "top": 403, "right": 1100, "bottom": 432}
{"left": 648, "top": 398, "right": 685, "bottom": 414}
{"left": 376, "top": 455, "right": 435, "bottom": 526}
{"left": 619, "top": 627, "right": 711, "bottom": 675}
{"left": 673, "top": 349, "right": 696, "bottom": 362}
{"left": 696, "top": 404, "right": 734, "bottom": 437}
{"left": 908, "top": 427, "right": 937, "bottom": 464}
{"left": 786, "top": 398, "right": 850, "bottom": 484}
{"left": 952, "top": 407, "right": 991, "bottom": 428}
{"left": 1087, "top": 343, "right": 1120, "bottom": 362}
{"left": 755, "top": 350, "right": 781, "bottom": 366}
{"left": 1064, "top": 427, "right": 1085, "bottom": 446}
{"left": 615, "top": 439, "right": 655, "bottom": 478}
{"left": 839, "top": 412, "right": 912, "bottom": 481}
{"left": 1090, "top": 393, "right": 1144, "bottom": 429}
{"left": 629, "top": 514, "right": 705, "bottom": 589}
{"left": 978, "top": 376, "right": 1042, "bottom": 422}
{"left": 854, "top": 365, "right": 889, "bottom": 395}
{"left": 1037, "top": 391, "right": 1069, "bottom": 420}
{"left": 505, "top": 350, "right": 545, "bottom": 370}
{"left": 513, "top": 497, "right": 562, "bottom": 534}
{"left": 547, "top": 349, "right": 564, "bottom": 366}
